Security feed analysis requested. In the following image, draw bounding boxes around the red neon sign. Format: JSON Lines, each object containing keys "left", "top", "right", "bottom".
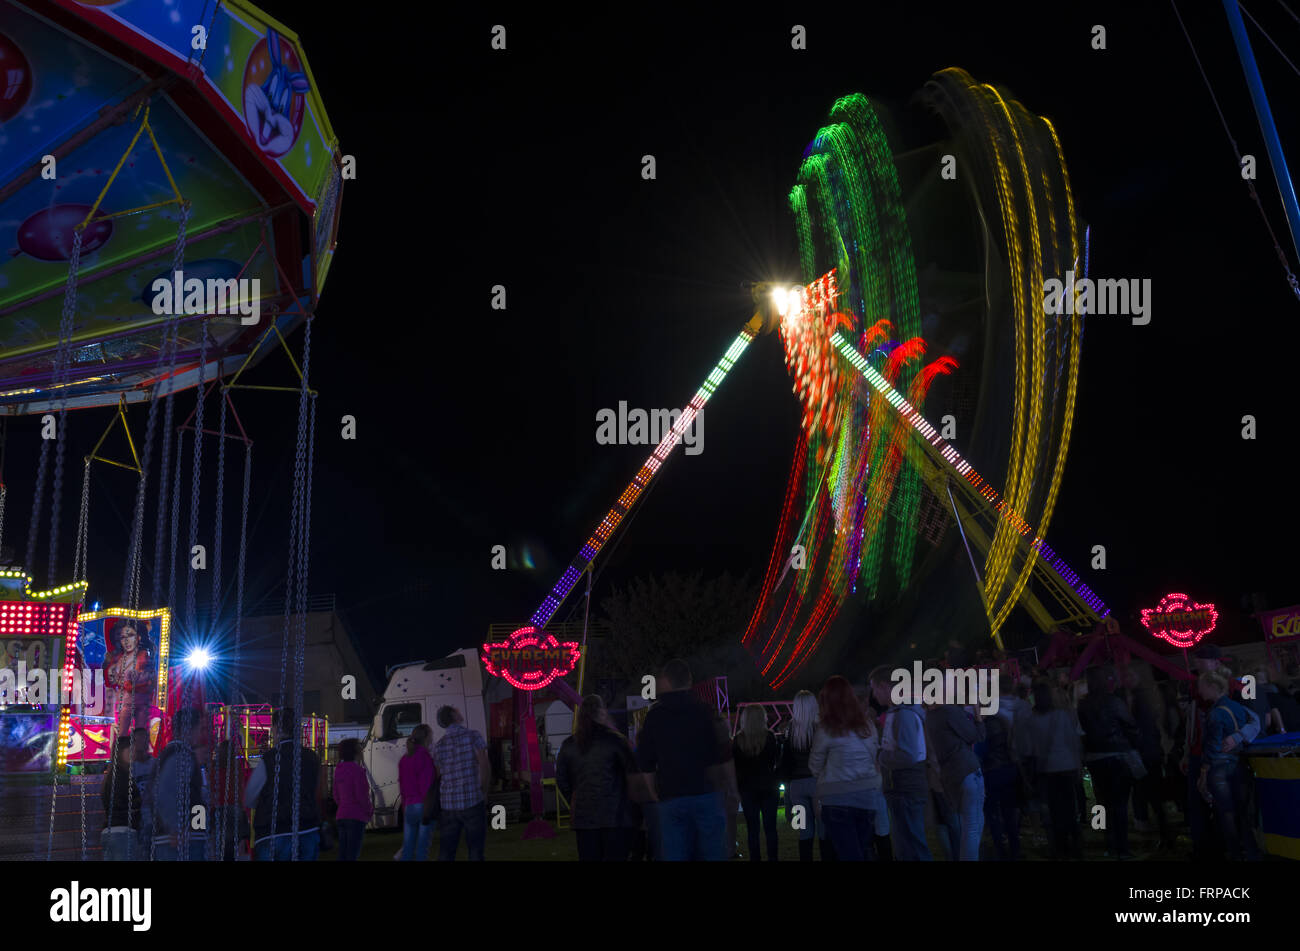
{"left": 482, "top": 626, "right": 580, "bottom": 691}
{"left": 1141, "top": 592, "right": 1218, "bottom": 649}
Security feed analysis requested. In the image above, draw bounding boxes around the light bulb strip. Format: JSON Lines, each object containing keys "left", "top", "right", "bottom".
{"left": 832, "top": 331, "right": 1108, "bottom": 619}
{"left": 529, "top": 326, "right": 759, "bottom": 630}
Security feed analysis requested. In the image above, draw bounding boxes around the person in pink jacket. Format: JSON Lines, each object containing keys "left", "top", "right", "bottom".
{"left": 399, "top": 724, "right": 436, "bottom": 860}
{"left": 334, "top": 738, "right": 373, "bottom": 861}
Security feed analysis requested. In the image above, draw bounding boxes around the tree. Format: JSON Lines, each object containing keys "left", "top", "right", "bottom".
{"left": 594, "top": 570, "right": 760, "bottom": 692}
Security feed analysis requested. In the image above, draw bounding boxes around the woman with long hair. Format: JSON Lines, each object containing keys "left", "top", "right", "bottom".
{"left": 809, "top": 675, "right": 884, "bottom": 861}
{"left": 556, "top": 694, "right": 638, "bottom": 860}
{"left": 399, "top": 723, "right": 436, "bottom": 860}
{"left": 732, "top": 705, "right": 780, "bottom": 861}
{"left": 780, "top": 690, "right": 823, "bottom": 861}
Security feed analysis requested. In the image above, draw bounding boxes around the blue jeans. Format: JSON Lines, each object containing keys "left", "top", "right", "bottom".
{"left": 153, "top": 838, "right": 207, "bottom": 861}
{"left": 658, "top": 792, "right": 726, "bottom": 861}
{"left": 958, "top": 770, "right": 985, "bottom": 861}
{"left": 438, "top": 801, "right": 487, "bottom": 861}
{"left": 886, "top": 791, "right": 932, "bottom": 861}
{"left": 784, "top": 777, "right": 821, "bottom": 841}
{"left": 821, "top": 804, "right": 876, "bottom": 861}
{"left": 739, "top": 788, "right": 779, "bottom": 860}
{"left": 933, "top": 789, "right": 961, "bottom": 860}
{"left": 338, "top": 819, "right": 365, "bottom": 861}
{"left": 252, "top": 830, "right": 320, "bottom": 861}
{"left": 402, "top": 803, "right": 435, "bottom": 860}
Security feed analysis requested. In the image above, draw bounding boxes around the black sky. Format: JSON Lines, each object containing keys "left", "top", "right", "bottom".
{"left": 9, "top": 2, "right": 1298, "bottom": 690}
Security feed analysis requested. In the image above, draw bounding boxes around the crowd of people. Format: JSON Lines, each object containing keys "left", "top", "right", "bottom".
{"left": 548, "top": 645, "right": 1298, "bottom": 862}
{"left": 96, "top": 702, "right": 488, "bottom": 861}
{"left": 95, "top": 644, "right": 1298, "bottom": 861}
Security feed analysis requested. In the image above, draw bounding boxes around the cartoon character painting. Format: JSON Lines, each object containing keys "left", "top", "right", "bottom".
{"left": 241, "top": 28, "right": 310, "bottom": 158}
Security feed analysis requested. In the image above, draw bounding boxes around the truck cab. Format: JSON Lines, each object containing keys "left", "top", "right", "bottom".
{"left": 362, "top": 648, "right": 488, "bottom": 828}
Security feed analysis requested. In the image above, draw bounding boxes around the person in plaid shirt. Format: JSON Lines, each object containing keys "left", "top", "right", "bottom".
{"left": 433, "top": 706, "right": 490, "bottom": 860}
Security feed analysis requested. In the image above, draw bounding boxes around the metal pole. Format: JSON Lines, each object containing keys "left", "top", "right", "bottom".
{"left": 1223, "top": 0, "right": 1300, "bottom": 267}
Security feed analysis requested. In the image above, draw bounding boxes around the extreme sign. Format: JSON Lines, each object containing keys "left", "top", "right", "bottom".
{"left": 482, "top": 626, "right": 580, "bottom": 691}
{"left": 1140, "top": 593, "right": 1218, "bottom": 650}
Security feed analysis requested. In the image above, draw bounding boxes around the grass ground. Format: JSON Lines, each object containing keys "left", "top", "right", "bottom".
{"left": 329, "top": 800, "right": 1197, "bottom": 862}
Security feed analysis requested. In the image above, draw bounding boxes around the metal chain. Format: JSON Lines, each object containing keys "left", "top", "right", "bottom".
{"left": 209, "top": 395, "right": 228, "bottom": 859}
{"left": 176, "top": 318, "right": 209, "bottom": 861}
{"left": 47, "top": 230, "right": 85, "bottom": 587}
{"left": 292, "top": 318, "right": 316, "bottom": 859}
{"left": 151, "top": 206, "right": 189, "bottom": 606}
{"left": 162, "top": 429, "right": 183, "bottom": 861}
{"left": 72, "top": 460, "right": 90, "bottom": 583}
{"left": 228, "top": 442, "right": 252, "bottom": 861}
{"left": 29, "top": 230, "right": 83, "bottom": 579}
{"left": 0, "top": 484, "right": 7, "bottom": 556}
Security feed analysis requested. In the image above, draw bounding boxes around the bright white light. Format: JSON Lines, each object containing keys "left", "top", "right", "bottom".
{"left": 772, "top": 286, "right": 791, "bottom": 317}
{"left": 186, "top": 647, "right": 213, "bottom": 671}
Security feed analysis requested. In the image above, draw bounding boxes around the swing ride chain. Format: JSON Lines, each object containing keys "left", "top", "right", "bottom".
{"left": 230, "top": 443, "right": 252, "bottom": 861}
{"left": 176, "top": 318, "right": 208, "bottom": 861}
{"left": 29, "top": 230, "right": 82, "bottom": 582}
{"left": 48, "top": 229, "right": 87, "bottom": 587}
{"left": 292, "top": 319, "right": 317, "bottom": 860}
{"left": 210, "top": 396, "right": 228, "bottom": 859}
{"left": 151, "top": 206, "right": 189, "bottom": 606}
{"left": 272, "top": 314, "right": 314, "bottom": 861}
{"left": 73, "top": 459, "right": 91, "bottom": 583}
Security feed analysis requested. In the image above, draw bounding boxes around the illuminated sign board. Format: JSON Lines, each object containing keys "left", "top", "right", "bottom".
{"left": 1140, "top": 592, "right": 1218, "bottom": 649}
{"left": 482, "top": 626, "right": 580, "bottom": 691}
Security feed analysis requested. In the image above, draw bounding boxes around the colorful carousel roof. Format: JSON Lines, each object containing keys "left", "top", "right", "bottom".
{"left": 0, "top": 0, "right": 342, "bottom": 413}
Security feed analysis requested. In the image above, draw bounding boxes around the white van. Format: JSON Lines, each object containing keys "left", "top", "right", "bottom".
{"left": 362, "top": 648, "right": 490, "bottom": 828}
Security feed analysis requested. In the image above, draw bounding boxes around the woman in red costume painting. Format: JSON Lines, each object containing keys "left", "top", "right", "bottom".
{"left": 103, "top": 618, "right": 156, "bottom": 744}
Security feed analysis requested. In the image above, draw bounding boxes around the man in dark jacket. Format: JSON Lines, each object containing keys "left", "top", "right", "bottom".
{"left": 243, "top": 707, "right": 325, "bottom": 861}
{"left": 1078, "top": 667, "right": 1140, "bottom": 860}
{"left": 633, "top": 659, "right": 727, "bottom": 861}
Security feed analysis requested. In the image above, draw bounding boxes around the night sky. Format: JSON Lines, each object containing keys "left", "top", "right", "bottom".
{"left": 9, "top": 2, "right": 1299, "bottom": 692}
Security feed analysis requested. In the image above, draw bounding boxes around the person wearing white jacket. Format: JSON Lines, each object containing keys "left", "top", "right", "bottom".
{"left": 809, "top": 676, "right": 886, "bottom": 861}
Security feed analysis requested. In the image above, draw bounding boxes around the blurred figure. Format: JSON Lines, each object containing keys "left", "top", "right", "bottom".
{"left": 130, "top": 727, "right": 154, "bottom": 857}
{"left": 1078, "top": 667, "right": 1140, "bottom": 860}
{"left": 101, "top": 736, "right": 140, "bottom": 861}
{"left": 733, "top": 705, "right": 780, "bottom": 861}
{"left": 152, "top": 706, "right": 211, "bottom": 861}
{"left": 981, "top": 676, "right": 1021, "bottom": 860}
{"left": 211, "top": 738, "right": 248, "bottom": 860}
{"left": 1026, "top": 680, "right": 1083, "bottom": 860}
{"left": 870, "top": 665, "right": 932, "bottom": 860}
{"left": 556, "top": 695, "right": 637, "bottom": 861}
{"left": 780, "top": 690, "right": 822, "bottom": 861}
{"left": 1198, "top": 671, "right": 1262, "bottom": 861}
{"left": 245, "top": 707, "right": 326, "bottom": 861}
{"left": 926, "top": 688, "right": 985, "bottom": 861}
{"left": 1123, "top": 669, "right": 1173, "bottom": 849}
